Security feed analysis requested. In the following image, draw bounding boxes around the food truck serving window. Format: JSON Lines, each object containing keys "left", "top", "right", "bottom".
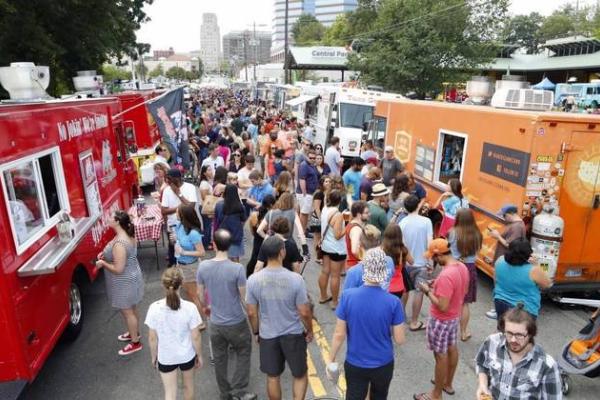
{"left": 1, "top": 147, "right": 70, "bottom": 254}
{"left": 434, "top": 130, "right": 467, "bottom": 184}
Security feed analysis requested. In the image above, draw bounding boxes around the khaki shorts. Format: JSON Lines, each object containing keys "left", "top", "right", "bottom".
{"left": 296, "top": 193, "right": 313, "bottom": 215}
{"left": 177, "top": 261, "right": 199, "bottom": 283}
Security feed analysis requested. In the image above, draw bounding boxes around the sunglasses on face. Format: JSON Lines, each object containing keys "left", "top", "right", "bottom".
{"left": 234, "top": 153, "right": 241, "bottom": 157}
{"left": 308, "top": 157, "right": 316, "bottom": 160}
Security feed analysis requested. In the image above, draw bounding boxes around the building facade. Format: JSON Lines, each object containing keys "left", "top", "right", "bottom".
{"left": 223, "top": 31, "right": 272, "bottom": 65}
{"left": 200, "top": 13, "right": 221, "bottom": 72}
{"left": 271, "top": 0, "right": 357, "bottom": 57}
{"left": 153, "top": 47, "right": 175, "bottom": 61}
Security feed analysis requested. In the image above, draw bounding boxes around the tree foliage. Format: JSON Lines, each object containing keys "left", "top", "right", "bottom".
{"left": 101, "top": 64, "right": 132, "bottom": 81}
{"left": 0, "top": 0, "right": 153, "bottom": 96}
{"left": 148, "top": 64, "right": 164, "bottom": 78}
{"left": 349, "top": 0, "right": 509, "bottom": 97}
{"left": 503, "top": 13, "right": 544, "bottom": 54}
{"left": 291, "top": 14, "right": 326, "bottom": 45}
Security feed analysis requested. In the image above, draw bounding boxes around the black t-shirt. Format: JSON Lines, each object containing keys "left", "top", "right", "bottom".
{"left": 257, "top": 238, "right": 303, "bottom": 271}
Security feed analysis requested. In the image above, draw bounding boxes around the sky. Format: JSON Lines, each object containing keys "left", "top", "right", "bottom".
{"left": 135, "top": 0, "right": 589, "bottom": 53}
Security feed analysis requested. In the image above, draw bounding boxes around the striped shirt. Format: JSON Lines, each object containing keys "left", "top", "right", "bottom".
{"left": 475, "top": 333, "right": 562, "bottom": 400}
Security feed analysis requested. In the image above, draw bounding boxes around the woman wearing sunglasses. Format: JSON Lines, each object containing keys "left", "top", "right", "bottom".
{"left": 229, "top": 150, "right": 245, "bottom": 173}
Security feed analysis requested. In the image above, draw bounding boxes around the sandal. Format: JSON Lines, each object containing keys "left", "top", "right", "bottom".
{"left": 430, "top": 379, "right": 455, "bottom": 395}
{"left": 318, "top": 296, "right": 333, "bottom": 304}
{"left": 413, "top": 393, "right": 432, "bottom": 400}
{"left": 409, "top": 321, "right": 426, "bottom": 331}
{"left": 461, "top": 333, "right": 472, "bottom": 342}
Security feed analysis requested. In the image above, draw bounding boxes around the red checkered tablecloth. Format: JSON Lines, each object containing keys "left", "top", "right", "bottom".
{"left": 128, "top": 204, "right": 164, "bottom": 242}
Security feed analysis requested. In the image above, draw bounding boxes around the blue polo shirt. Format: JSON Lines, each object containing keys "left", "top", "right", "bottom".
{"left": 296, "top": 161, "right": 319, "bottom": 194}
{"left": 343, "top": 169, "right": 363, "bottom": 201}
{"left": 336, "top": 285, "right": 405, "bottom": 368}
{"left": 249, "top": 181, "right": 274, "bottom": 204}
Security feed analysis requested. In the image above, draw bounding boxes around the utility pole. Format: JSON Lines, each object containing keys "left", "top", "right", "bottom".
{"left": 253, "top": 21, "right": 258, "bottom": 82}
{"left": 284, "top": 0, "right": 289, "bottom": 84}
{"left": 243, "top": 31, "right": 249, "bottom": 82}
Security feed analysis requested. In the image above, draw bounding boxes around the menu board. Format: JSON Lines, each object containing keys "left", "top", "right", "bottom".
{"left": 414, "top": 144, "right": 435, "bottom": 181}
{"left": 79, "top": 151, "right": 102, "bottom": 217}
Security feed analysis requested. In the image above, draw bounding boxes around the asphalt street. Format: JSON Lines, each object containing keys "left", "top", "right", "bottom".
{"left": 21, "top": 231, "right": 600, "bottom": 400}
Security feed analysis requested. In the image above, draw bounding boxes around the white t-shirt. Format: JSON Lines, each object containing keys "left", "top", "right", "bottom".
{"left": 399, "top": 213, "right": 433, "bottom": 267}
{"left": 324, "top": 146, "right": 341, "bottom": 176}
{"left": 201, "top": 155, "right": 224, "bottom": 171}
{"left": 237, "top": 166, "right": 253, "bottom": 198}
{"left": 161, "top": 182, "right": 199, "bottom": 226}
{"left": 145, "top": 299, "right": 202, "bottom": 365}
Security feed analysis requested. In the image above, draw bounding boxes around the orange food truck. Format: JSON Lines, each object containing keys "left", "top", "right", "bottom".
{"left": 375, "top": 98, "right": 600, "bottom": 293}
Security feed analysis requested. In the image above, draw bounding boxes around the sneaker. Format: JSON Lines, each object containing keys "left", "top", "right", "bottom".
{"left": 485, "top": 309, "right": 497, "bottom": 320}
{"left": 305, "top": 232, "right": 314, "bottom": 239}
{"left": 232, "top": 393, "right": 258, "bottom": 400}
{"left": 118, "top": 341, "right": 143, "bottom": 356}
{"left": 117, "top": 332, "right": 132, "bottom": 342}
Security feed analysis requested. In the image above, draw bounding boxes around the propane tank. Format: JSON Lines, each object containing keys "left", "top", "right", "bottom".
{"left": 530, "top": 204, "right": 564, "bottom": 280}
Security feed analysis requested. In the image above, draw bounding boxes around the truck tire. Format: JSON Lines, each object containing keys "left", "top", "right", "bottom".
{"left": 63, "top": 281, "right": 84, "bottom": 341}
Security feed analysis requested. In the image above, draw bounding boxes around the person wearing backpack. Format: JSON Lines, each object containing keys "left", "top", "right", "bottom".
{"left": 215, "top": 184, "right": 247, "bottom": 262}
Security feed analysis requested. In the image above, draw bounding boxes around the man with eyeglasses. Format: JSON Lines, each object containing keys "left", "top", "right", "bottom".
{"left": 475, "top": 305, "right": 562, "bottom": 400}
{"left": 296, "top": 149, "right": 319, "bottom": 234}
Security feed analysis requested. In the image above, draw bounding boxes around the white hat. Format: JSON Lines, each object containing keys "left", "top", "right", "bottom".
{"left": 384, "top": 145, "right": 394, "bottom": 152}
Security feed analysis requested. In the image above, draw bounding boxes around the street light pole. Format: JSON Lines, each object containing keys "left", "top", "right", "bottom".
{"left": 284, "top": 0, "right": 289, "bottom": 84}
{"left": 243, "top": 31, "right": 249, "bottom": 82}
{"left": 253, "top": 22, "right": 258, "bottom": 82}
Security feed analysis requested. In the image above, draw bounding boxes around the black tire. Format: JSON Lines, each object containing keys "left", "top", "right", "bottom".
{"left": 62, "top": 280, "right": 84, "bottom": 341}
{"left": 561, "top": 373, "right": 571, "bottom": 396}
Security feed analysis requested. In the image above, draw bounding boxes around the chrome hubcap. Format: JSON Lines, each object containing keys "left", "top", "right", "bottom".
{"left": 69, "top": 283, "right": 82, "bottom": 325}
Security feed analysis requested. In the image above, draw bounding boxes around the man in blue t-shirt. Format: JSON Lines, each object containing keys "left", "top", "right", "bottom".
{"left": 296, "top": 149, "right": 319, "bottom": 232}
{"left": 343, "top": 157, "right": 366, "bottom": 201}
{"left": 247, "top": 170, "right": 274, "bottom": 209}
{"left": 328, "top": 248, "right": 406, "bottom": 400}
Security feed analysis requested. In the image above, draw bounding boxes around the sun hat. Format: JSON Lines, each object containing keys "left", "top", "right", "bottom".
{"left": 371, "top": 183, "right": 390, "bottom": 197}
{"left": 362, "top": 248, "right": 388, "bottom": 284}
{"left": 423, "top": 238, "right": 451, "bottom": 259}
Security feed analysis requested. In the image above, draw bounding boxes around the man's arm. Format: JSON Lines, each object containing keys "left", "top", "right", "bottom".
{"left": 246, "top": 304, "right": 259, "bottom": 335}
{"left": 196, "top": 283, "right": 207, "bottom": 310}
{"left": 238, "top": 285, "right": 247, "bottom": 310}
{"left": 299, "top": 179, "right": 307, "bottom": 195}
{"left": 392, "top": 324, "right": 406, "bottom": 345}
{"left": 540, "top": 362, "right": 563, "bottom": 400}
{"left": 297, "top": 303, "right": 313, "bottom": 342}
{"left": 329, "top": 318, "right": 347, "bottom": 363}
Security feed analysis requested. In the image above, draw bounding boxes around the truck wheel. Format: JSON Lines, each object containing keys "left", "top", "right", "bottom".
{"left": 63, "top": 281, "right": 84, "bottom": 341}
{"left": 561, "top": 373, "right": 571, "bottom": 396}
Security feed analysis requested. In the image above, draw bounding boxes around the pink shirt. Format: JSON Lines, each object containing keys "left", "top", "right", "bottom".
{"left": 430, "top": 262, "right": 469, "bottom": 321}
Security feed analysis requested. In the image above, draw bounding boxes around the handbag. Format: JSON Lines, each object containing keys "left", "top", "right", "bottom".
{"left": 201, "top": 195, "right": 220, "bottom": 216}
{"left": 318, "top": 210, "right": 339, "bottom": 258}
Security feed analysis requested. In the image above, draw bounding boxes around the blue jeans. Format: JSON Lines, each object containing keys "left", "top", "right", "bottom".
{"left": 201, "top": 214, "right": 212, "bottom": 248}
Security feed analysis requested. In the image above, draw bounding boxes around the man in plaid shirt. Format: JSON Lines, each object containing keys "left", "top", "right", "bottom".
{"left": 475, "top": 305, "right": 562, "bottom": 400}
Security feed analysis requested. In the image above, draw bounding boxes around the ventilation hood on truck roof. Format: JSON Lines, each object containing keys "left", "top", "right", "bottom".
{"left": 0, "top": 62, "right": 50, "bottom": 101}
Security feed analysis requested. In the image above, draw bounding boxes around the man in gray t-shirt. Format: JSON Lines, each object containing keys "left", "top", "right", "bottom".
{"left": 246, "top": 236, "right": 313, "bottom": 400}
{"left": 381, "top": 145, "right": 404, "bottom": 186}
{"left": 324, "top": 137, "right": 343, "bottom": 176}
{"left": 196, "top": 229, "right": 255, "bottom": 400}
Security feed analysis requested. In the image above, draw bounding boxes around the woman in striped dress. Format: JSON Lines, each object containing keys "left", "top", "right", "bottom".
{"left": 96, "top": 210, "right": 144, "bottom": 356}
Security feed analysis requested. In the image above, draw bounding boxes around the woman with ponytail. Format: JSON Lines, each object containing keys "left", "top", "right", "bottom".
{"left": 145, "top": 268, "right": 203, "bottom": 400}
{"left": 96, "top": 210, "right": 144, "bottom": 356}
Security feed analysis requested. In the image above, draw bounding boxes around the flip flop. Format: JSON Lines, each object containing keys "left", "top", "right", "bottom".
{"left": 430, "top": 379, "right": 455, "bottom": 395}
{"left": 319, "top": 296, "right": 333, "bottom": 304}
{"left": 413, "top": 393, "right": 432, "bottom": 400}
{"left": 409, "top": 321, "right": 426, "bottom": 331}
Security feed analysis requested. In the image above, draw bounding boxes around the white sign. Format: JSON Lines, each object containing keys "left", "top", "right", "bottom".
{"left": 311, "top": 48, "right": 348, "bottom": 59}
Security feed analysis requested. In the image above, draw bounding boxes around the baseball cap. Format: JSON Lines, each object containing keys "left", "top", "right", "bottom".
{"left": 424, "top": 238, "right": 451, "bottom": 259}
{"left": 371, "top": 183, "right": 390, "bottom": 197}
{"left": 498, "top": 204, "right": 518, "bottom": 217}
{"left": 384, "top": 145, "right": 394, "bottom": 152}
{"left": 167, "top": 168, "right": 182, "bottom": 179}
{"left": 362, "top": 248, "right": 388, "bottom": 284}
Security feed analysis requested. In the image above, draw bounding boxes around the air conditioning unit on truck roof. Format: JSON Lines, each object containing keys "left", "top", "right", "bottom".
{"left": 491, "top": 88, "right": 554, "bottom": 111}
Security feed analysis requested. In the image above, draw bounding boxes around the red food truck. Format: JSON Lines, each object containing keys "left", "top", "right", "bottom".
{"left": 114, "top": 90, "right": 164, "bottom": 186}
{"left": 0, "top": 67, "right": 138, "bottom": 395}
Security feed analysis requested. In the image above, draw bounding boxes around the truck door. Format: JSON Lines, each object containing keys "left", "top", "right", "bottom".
{"left": 561, "top": 132, "right": 600, "bottom": 264}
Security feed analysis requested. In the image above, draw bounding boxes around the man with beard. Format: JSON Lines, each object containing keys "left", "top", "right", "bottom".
{"left": 475, "top": 305, "right": 562, "bottom": 400}
{"left": 413, "top": 239, "right": 468, "bottom": 400}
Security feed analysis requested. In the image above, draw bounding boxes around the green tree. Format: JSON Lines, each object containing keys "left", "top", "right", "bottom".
{"left": 101, "top": 64, "right": 132, "bottom": 81}
{"left": 291, "top": 14, "right": 326, "bottom": 45}
{"left": 148, "top": 64, "right": 164, "bottom": 78}
{"left": 165, "top": 66, "right": 187, "bottom": 80}
{"left": 540, "top": 13, "right": 575, "bottom": 40}
{"left": 135, "top": 63, "right": 148, "bottom": 79}
{"left": 349, "top": 0, "right": 509, "bottom": 98}
{"left": 503, "top": 13, "right": 545, "bottom": 54}
{"left": 0, "top": 0, "right": 152, "bottom": 96}
{"left": 323, "top": 14, "right": 352, "bottom": 46}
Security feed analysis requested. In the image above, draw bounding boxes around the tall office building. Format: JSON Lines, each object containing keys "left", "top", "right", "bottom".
{"left": 200, "top": 13, "right": 221, "bottom": 72}
{"left": 223, "top": 31, "right": 272, "bottom": 65}
{"left": 315, "top": 0, "right": 358, "bottom": 26}
{"left": 271, "top": 0, "right": 357, "bottom": 56}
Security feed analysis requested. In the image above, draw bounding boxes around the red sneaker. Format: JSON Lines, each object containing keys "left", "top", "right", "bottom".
{"left": 118, "top": 341, "right": 143, "bottom": 356}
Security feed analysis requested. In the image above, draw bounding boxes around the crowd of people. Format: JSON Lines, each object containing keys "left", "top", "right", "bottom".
{"left": 96, "top": 88, "right": 564, "bottom": 400}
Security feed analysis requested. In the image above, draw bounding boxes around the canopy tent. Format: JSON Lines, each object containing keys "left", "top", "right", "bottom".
{"left": 285, "top": 94, "right": 318, "bottom": 107}
{"left": 532, "top": 77, "right": 556, "bottom": 90}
